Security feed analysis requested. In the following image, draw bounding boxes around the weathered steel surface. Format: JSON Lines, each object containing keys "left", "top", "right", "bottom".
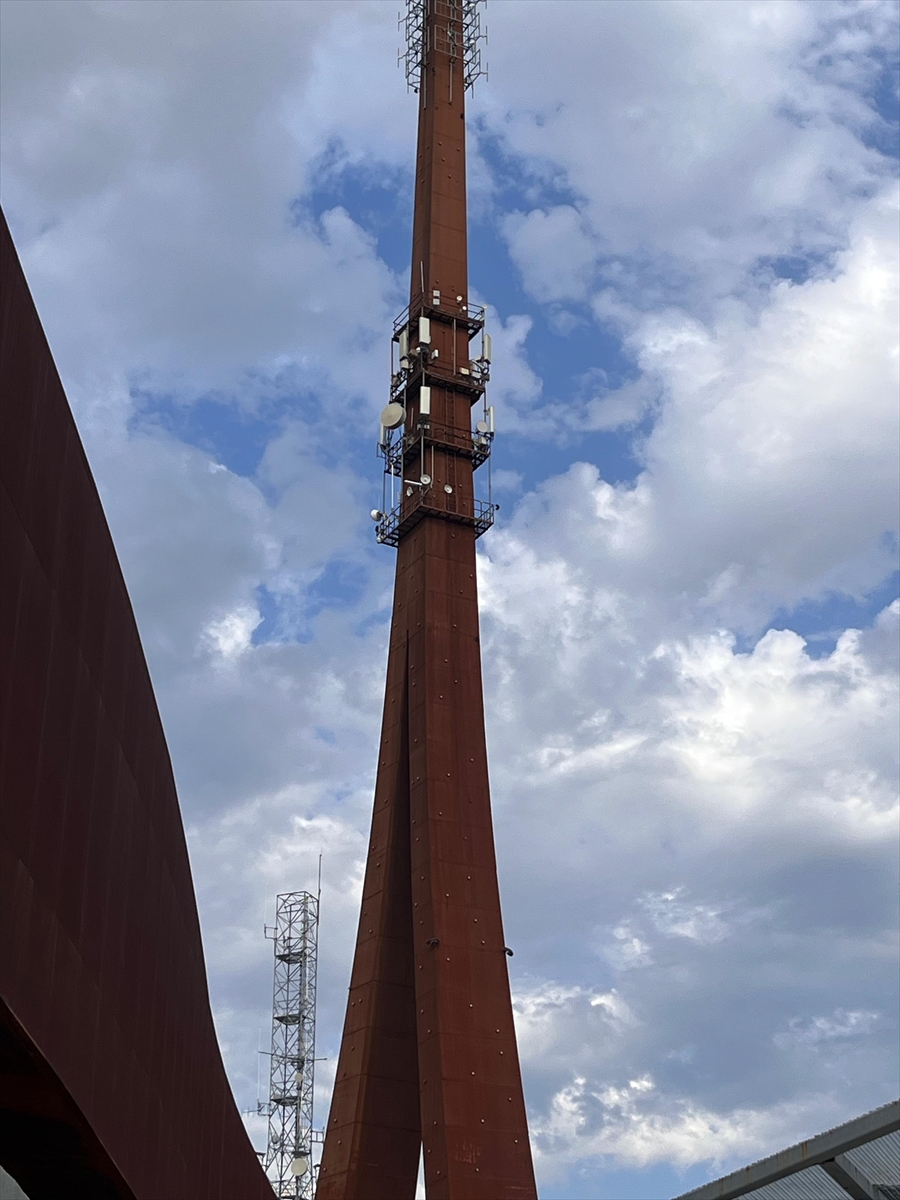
{"left": 0, "top": 209, "right": 274, "bottom": 1200}
{"left": 317, "top": 3, "right": 537, "bottom": 1196}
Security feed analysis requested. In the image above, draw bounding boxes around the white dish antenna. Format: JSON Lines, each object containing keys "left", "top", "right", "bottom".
{"left": 380, "top": 402, "right": 406, "bottom": 429}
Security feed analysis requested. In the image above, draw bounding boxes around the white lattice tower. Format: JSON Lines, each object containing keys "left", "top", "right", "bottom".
{"left": 262, "top": 892, "right": 319, "bottom": 1199}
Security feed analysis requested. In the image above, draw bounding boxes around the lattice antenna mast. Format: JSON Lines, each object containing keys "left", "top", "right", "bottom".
{"left": 262, "top": 892, "right": 319, "bottom": 1199}
{"left": 400, "top": 0, "right": 487, "bottom": 94}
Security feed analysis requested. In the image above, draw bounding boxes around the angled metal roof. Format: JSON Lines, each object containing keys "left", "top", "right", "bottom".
{"left": 672, "top": 1100, "right": 899, "bottom": 1200}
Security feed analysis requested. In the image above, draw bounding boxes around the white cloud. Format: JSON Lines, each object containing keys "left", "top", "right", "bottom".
{"left": 603, "top": 927, "right": 654, "bottom": 972}
{"left": 533, "top": 1076, "right": 848, "bottom": 1175}
{"left": 476, "top": 305, "right": 543, "bottom": 433}
{"left": 202, "top": 605, "right": 263, "bottom": 661}
{"left": 0, "top": 0, "right": 404, "bottom": 403}
{"left": 482, "top": 182, "right": 900, "bottom": 641}
{"left": 482, "top": 0, "right": 897, "bottom": 312}
{"left": 639, "top": 889, "right": 731, "bottom": 945}
{"left": 633, "top": 183, "right": 900, "bottom": 620}
{"left": 480, "top": 583, "right": 897, "bottom": 1178}
{"left": 774, "top": 1007, "right": 881, "bottom": 1048}
{"left": 501, "top": 205, "right": 597, "bottom": 303}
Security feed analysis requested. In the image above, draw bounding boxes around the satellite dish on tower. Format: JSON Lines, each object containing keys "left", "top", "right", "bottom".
{"left": 380, "top": 402, "right": 406, "bottom": 429}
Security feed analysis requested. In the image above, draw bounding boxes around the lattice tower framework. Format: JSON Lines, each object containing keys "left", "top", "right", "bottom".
{"left": 262, "top": 891, "right": 319, "bottom": 1199}
{"left": 400, "top": 0, "right": 487, "bottom": 93}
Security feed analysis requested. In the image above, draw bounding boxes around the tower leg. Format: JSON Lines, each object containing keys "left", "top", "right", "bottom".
{"left": 316, "top": 647, "right": 421, "bottom": 1199}
{"left": 318, "top": 525, "right": 536, "bottom": 1199}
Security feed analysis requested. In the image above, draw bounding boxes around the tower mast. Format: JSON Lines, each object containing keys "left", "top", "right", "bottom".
{"left": 263, "top": 891, "right": 320, "bottom": 1199}
{"left": 317, "top": 3, "right": 537, "bottom": 1197}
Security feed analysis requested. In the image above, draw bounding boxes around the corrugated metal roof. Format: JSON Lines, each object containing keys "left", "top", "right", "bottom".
{"left": 730, "top": 1163, "right": 857, "bottom": 1200}
{"left": 672, "top": 1100, "right": 900, "bottom": 1200}
{"left": 846, "top": 1129, "right": 900, "bottom": 1185}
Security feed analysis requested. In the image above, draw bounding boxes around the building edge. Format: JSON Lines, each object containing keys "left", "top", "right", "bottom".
{"left": 0, "top": 208, "right": 273, "bottom": 1199}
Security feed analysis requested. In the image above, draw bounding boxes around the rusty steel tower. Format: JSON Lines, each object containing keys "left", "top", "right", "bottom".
{"left": 316, "top": 2, "right": 537, "bottom": 1198}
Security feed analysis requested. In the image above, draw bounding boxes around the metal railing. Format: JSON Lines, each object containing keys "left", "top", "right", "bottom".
{"left": 392, "top": 297, "right": 485, "bottom": 339}
{"left": 381, "top": 421, "right": 493, "bottom": 477}
{"left": 376, "top": 495, "right": 496, "bottom": 547}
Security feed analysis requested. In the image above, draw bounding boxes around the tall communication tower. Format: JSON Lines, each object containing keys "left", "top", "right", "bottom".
{"left": 317, "top": 1, "right": 537, "bottom": 1197}
{"left": 262, "top": 891, "right": 319, "bottom": 1199}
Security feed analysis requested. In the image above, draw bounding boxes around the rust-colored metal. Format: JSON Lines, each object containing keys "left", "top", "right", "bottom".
{"left": 0, "top": 208, "right": 273, "bottom": 1199}
{"left": 316, "top": 3, "right": 538, "bottom": 1197}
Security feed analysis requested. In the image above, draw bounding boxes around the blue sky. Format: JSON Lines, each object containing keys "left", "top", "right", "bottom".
{"left": 2, "top": 2, "right": 898, "bottom": 1197}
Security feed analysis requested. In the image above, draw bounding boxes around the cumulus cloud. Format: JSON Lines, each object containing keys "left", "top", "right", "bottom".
{"left": 475, "top": 305, "right": 544, "bottom": 433}
{"left": 483, "top": 0, "right": 898, "bottom": 312}
{"left": 638, "top": 889, "right": 732, "bottom": 945}
{"left": 533, "top": 1076, "right": 846, "bottom": 1175}
{"left": 202, "top": 605, "right": 264, "bottom": 661}
{"left": 486, "top": 183, "right": 900, "bottom": 638}
{"left": 502, "top": 205, "right": 598, "bottom": 304}
{"left": 479, "top": 574, "right": 897, "bottom": 1187}
{"left": 0, "top": 0, "right": 404, "bottom": 403}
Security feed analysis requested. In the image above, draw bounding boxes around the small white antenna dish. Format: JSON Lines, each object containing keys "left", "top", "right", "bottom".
{"left": 380, "top": 402, "right": 406, "bottom": 429}
{"left": 476, "top": 420, "right": 488, "bottom": 434}
{"left": 370, "top": 509, "right": 384, "bottom": 522}
{"left": 420, "top": 474, "right": 431, "bottom": 486}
